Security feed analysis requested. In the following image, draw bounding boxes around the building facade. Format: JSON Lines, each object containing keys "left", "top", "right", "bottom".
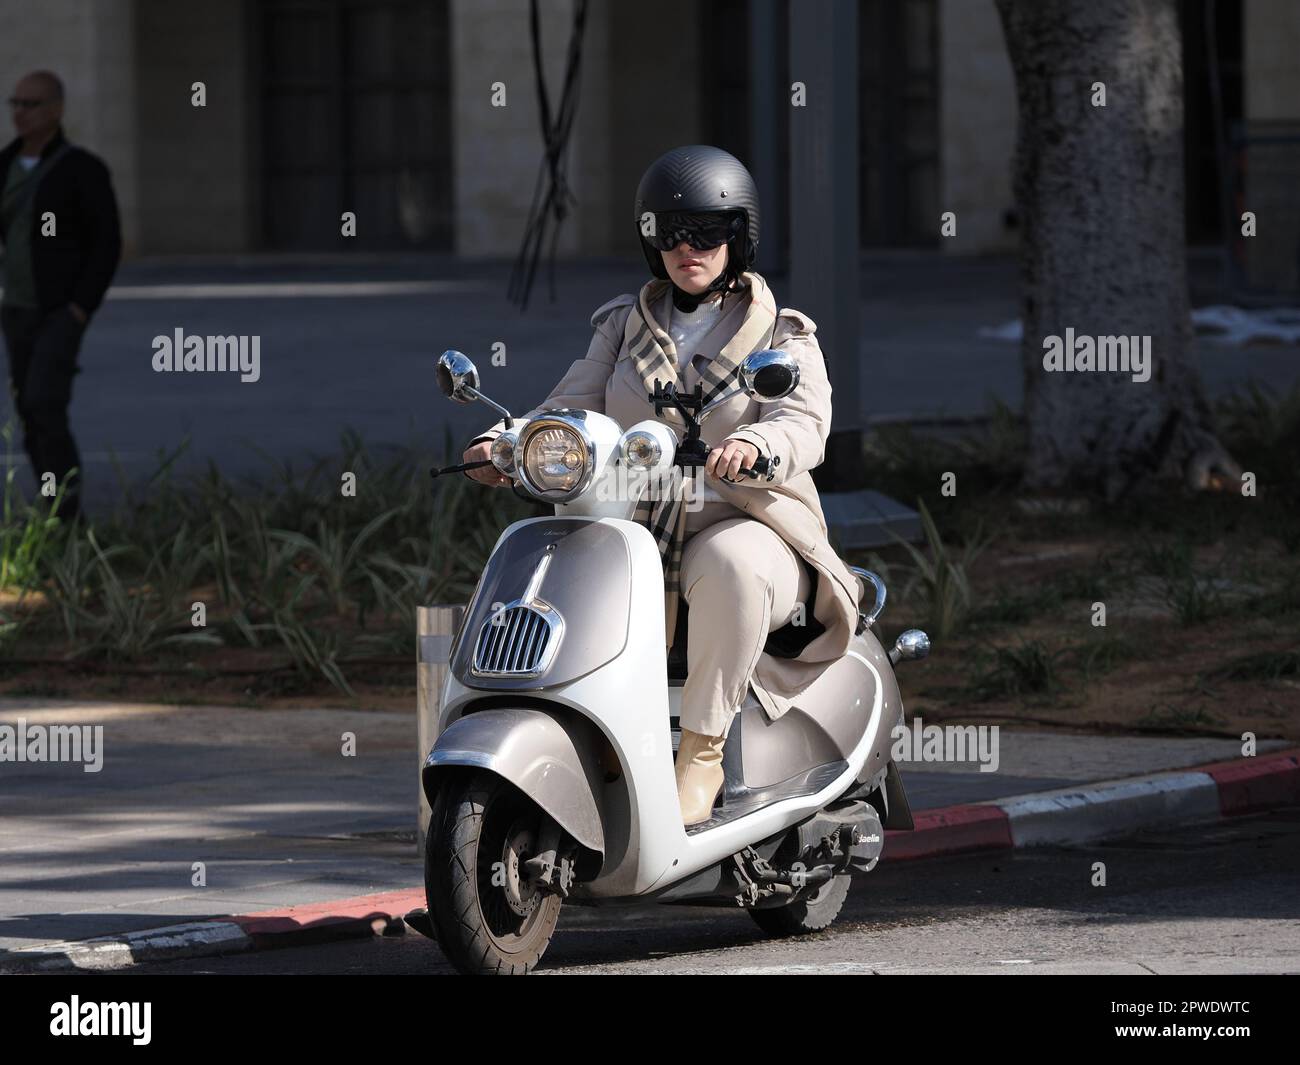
{"left": 1, "top": 0, "right": 1295, "bottom": 270}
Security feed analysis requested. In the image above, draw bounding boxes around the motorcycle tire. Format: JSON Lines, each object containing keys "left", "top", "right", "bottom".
{"left": 748, "top": 872, "right": 851, "bottom": 938}
{"left": 425, "top": 770, "right": 562, "bottom": 975}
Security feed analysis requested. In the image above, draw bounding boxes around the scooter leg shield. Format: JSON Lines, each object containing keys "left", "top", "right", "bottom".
{"left": 422, "top": 708, "right": 606, "bottom": 855}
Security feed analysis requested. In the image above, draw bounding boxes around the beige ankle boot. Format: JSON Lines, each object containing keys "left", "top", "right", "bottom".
{"left": 675, "top": 728, "right": 726, "bottom": 826}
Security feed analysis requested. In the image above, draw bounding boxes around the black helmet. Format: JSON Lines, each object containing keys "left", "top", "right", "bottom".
{"left": 633, "top": 145, "right": 760, "bottom": 284}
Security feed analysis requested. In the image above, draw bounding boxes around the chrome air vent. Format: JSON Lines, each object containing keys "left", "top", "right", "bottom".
{"left": 470, "top": 543, "right": 564, "bottom": 678}
{"left": 472, "top": 602, "right": 561, "bottom": 676}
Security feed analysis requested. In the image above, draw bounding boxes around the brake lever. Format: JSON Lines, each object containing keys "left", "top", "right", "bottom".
{"left": 430, "top": 459, "right": 494, "bottom": 479}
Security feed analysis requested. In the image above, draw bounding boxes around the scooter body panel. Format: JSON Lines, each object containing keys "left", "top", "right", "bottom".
{"left": 448, "top": 516, "right": 634, "bottom": 689}
{"left": 422, "top": 707, "right": 607, "bottom": 853}
{"left": 432, "top": 514, "right": 897, "bottom": 898}
{"left": 438, "top": 515, "right": 677, "bottom": 895}
{"left": 644, "top": 647, "right": 885, "bottom": 893}
{"left": 735, "top": 630, "right": 901, "bottom": 790}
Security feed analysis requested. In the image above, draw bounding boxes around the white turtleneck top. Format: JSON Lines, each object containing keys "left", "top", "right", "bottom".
{"left": 663, "top": 289, "right": 726, "bottom": 373}
{"left": 658, "top": 288, "right": 744, "bottom": 534}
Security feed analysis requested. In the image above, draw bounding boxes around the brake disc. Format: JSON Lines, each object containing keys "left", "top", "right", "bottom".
{"left": 502, "top": 821, "right": 543, "bottom": 918}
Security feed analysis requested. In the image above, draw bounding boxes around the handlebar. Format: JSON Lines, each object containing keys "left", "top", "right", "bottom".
{"left": 431, "top": 444, "right": 780, "bottom": 486}
{"left": 709, "top": 450, "right": 780, "bottom": 483}
{"left": 430, "top": 458, "right": 494, "bottom": 479}
{"left": 737, "top": 453, "right": 779, "bottom": 481}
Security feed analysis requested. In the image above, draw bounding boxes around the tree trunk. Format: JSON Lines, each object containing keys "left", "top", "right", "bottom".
{"left": 995, "top": 0, "right": 1237, "bottom": 498}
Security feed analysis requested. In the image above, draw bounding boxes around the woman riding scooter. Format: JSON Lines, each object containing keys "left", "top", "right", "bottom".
{"left": 461, "top": 144, "right": 864, "bottom": 828}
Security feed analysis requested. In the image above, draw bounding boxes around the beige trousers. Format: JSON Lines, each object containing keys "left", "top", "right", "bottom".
{"left": 678, "top": 517, "right": 811, "bottom": 738}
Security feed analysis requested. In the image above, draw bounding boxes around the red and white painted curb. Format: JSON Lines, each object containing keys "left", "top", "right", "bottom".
{"left": 4, "top": 889, "right": 428, "bottom": 973}
{"left": 5, "top": 748, "right": 1296, "bottom": 972}
{"left": 884, "top": 747, "right": 1300, "bottom": 859}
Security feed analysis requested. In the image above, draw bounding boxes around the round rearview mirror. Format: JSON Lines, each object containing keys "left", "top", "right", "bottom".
{"left": 436, "top": 350, "right": 480, "bottom": 403}
{"left": 739, "top": 349, "right": 800, "bottom": 402}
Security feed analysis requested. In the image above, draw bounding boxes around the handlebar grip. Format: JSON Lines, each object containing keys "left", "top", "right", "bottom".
{"left": 697, "top": 444, "right": 780, "bottom": 482}
{"left": 736, "top": 454, "right": 779, "bottom": 481}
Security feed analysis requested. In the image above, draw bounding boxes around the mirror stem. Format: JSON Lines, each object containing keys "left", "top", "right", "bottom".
{"left": 464, "top": 387, "right": 514, "bottom": 428}
{"left": 697, "top": 385, "right": 744, "bottom": 422}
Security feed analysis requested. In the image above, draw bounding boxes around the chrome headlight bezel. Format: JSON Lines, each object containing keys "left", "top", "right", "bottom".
{"left": 516, "top": 412, "right": 597, "bottom": 502}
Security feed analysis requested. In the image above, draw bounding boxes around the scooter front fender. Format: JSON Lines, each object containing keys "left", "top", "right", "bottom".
{"left": 422, "top": 708, "right": 605, "bottom": 855}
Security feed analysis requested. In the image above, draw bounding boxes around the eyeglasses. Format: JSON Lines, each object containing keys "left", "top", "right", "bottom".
{"left": 643, "top": 211, "right": 743, "bottom": 252}
{"left": 7, "top": 97, "right": 48, "bottom": 110}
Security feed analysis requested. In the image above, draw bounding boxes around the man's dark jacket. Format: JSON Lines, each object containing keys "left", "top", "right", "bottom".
{"left": 0, "top": 127, "right": 121, "bottom": 315}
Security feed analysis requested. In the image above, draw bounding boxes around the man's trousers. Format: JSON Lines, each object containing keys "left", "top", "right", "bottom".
{"left": 1, "top": 304, "right": 86, "bottom": 519}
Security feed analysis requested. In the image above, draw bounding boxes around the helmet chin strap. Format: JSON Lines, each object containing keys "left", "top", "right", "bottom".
{"left": 669, "top": 257, "right": 746, "bottom": 312}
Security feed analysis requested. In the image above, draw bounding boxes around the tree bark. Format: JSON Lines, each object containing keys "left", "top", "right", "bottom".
{"left": 995, "top": 0, "right": 1237, "bottom": 498}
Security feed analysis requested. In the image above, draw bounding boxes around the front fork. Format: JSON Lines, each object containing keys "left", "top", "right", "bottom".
{"left": 520, "top": 817, "right": 580, "bottom": 899}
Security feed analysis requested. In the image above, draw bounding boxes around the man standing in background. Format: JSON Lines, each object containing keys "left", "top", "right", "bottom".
{"left": 0, "top": 70, "right": 121, "bottom": 522}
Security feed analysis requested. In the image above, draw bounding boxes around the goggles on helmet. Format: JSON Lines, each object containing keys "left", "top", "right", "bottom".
{"left": 642, "top": 210, "right": 744, "bottom": 252}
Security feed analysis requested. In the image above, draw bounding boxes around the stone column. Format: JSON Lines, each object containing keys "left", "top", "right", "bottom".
{"left": 0, "top": 0, "right": 140, "bottom": 255}
{"left": 788, "top": 0, "right": 861, "bottom": 479}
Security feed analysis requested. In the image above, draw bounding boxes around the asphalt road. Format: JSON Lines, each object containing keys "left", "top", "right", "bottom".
{"left": 115, "top": 807, "right": 1300, "bottom": 976}
{"left": 4, "top": 252, "right": 1294, "bottom": 513}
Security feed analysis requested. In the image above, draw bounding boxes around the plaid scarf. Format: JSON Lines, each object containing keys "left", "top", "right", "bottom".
{"left": 625, "top": 270, "right": 779, "bottom": 649}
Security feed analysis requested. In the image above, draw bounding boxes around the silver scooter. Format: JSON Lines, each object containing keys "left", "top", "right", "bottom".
{"left": 412, "top": 348, "right": 930, "bottom": 974}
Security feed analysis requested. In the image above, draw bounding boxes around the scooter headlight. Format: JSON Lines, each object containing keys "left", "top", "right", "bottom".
{"left": 621, "top": 430, "right": 662, "bottom": 470}
{"left": 519, "top": 418, "right": 592, "bottom": 499}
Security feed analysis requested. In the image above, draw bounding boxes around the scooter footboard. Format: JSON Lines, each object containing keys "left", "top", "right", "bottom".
{"left": 422, "top": 707, "right": 606, "bottom": 855}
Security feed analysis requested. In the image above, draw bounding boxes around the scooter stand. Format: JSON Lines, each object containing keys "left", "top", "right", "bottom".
{"left": 403, "top": 907, "right": 437, "bottom": 940}
{"left": 729, "top": 846, "right": 838, "bottom": 908}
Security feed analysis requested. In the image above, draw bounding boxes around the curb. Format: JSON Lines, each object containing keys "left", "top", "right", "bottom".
{"left": 886, "top": 747, "right": 1300, "bottom": 859}
{"left": 1, "top": 890, "right": 427, "bottom": 975}
{"left": 4, "top": 748, "right": 1296, "bottom": 973}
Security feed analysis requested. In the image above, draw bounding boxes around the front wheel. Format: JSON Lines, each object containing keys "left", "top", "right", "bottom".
{"left": 748, "top": 873, "right": 851, "bottom": 938}
{"left": 425, "top": 770, "right": 562, "bottom": 974}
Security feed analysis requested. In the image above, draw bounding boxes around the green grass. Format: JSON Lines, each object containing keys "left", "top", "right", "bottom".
{"left": 968, "top": 639, "right": 1069, "bottom": 702}
{"left": 1134, "top": 704, "right": 1224, "bottom": 732}
{"left": 1163, "top": 573, "right": 1224, "bottom": 626}
{"left": 0, "top": 424, "right": 530, "bottom": 695}
{"left": 2, "top": 379, "right": 1296, "bottom": 701}
{"left": 889, "top": 498, "right": 991, "bottom": 641}
{"left": 0, "top": 422, "right": 71, "bottom": 594}
{"left": 1203, "top": 649, "right": 1300, "bottom": 683}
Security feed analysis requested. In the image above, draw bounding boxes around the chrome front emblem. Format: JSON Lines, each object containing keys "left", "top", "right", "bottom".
{"left": 471, "top": 545, "right": 565, "bottom": 678}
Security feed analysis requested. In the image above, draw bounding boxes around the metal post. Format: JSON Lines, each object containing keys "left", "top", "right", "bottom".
{"left": 788, "top": 0, "right": 862, "bottom": 487}
{"left": 749, "top": 0, "right": 784, "bottom": 275}
{"left": 417, "top": 603, "right": 465, "bottom": 853}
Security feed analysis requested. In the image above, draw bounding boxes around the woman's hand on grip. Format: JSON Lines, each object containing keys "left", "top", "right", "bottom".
{"left": 462, "top": 440, "right": 509, "bottom": 486}
{"left": 705, "top": 438, "right": 761, "bottom": 483}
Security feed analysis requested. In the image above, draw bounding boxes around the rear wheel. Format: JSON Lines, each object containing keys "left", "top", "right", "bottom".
{"left": 748, "top": 873, "right": 851, "bottom": 937}
{"left": 425, "top": 771, "right": 562, "bottom": 974}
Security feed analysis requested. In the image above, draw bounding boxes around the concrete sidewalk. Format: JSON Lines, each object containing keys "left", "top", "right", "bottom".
{"left": 0, "top": 251, "right": 1293, "bottom": 512}
{"left": 1, "top": 696, "right": 1294, "bottom": 967}
{"left": 0, "top": 700, "right": 417, "bottom": 954}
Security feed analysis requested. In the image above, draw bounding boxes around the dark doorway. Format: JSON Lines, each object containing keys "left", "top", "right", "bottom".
{"left": 858, "top": 0, "right": 939, "bottom": 248}
{"left": 258, "top": 0, "right": 453, "bottom": 250}
{"left": 1180, "top": 0, "right": 1244, "bottom": 246}
{"left": 700, "top": 0, "right": 752, "bottom": 166}
{"left": 700, "top": 0, "right": 790, "bottom": 268}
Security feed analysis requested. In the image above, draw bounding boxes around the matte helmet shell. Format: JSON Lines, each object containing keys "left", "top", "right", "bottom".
{"left": 633, "top": 144, "right": 760, "bottom": 280}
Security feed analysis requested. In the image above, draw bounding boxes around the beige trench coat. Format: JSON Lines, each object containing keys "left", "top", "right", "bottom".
{"left": 465, "top": 270, "right": 865, "bottom": 722}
